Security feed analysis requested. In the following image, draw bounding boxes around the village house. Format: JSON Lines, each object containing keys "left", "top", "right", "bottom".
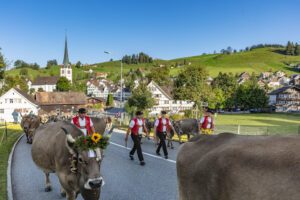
{"left": 278, "top": 76, "right": 291, "bottom": 86}
{"left": 30, "top": 76, "right": 59, "bottom": 92}
{"left": 275, "top": 70, "right": 286, "bottom": 78}
{"left": 96, "top": 72, "right": 108, "bottom": 79}
{"left": 24, "top": 78, "right": 32, "bottom": 89}
{"left": 267, "top": 77, "right": 280, "bottom": 88}
{"left": 35, "top": 92, "right": 86, "bottom": 116}
{"left": 86, "top": 97, "right": 106, "bottom": 107}
{"left": 238, "top": 72, "right": 250, "bottom": 84}
{"left": 86, "top": 79, "right": 112, "bottom": 99}
{"left": 0, "top": 87, "right": 39, "bottom": 122}
{"left": 113, "top": 87, "right": 132, "bottom": 101}
{"left": 260, "top": 72, "right": 273, "bottom": 79}
{"left": 290, "top": 74, "right": 300, "bottom": 85}
{"left": 147, "top": 80, "right": 194, "bottom": 116}
{"left": 257, "top": 78, "right": 267, "bottom": 87}
{"left": 268, "top": 86, "right": 300, "bottom": 112}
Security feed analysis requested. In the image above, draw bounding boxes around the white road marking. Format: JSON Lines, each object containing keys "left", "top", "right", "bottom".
{"left": 109, "top": 141, "right": 176, "bottom": 164}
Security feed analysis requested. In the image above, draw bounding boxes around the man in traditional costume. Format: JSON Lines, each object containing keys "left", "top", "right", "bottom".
{"left": 125, "top": 111, "right": 149, "bottom": 166}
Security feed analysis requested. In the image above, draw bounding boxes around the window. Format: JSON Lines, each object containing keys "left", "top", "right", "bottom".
{"left": 10, "top": 99, "right": 13, "bottom": 103}
{"left": 279, "top": 101, "right": 286, "bottom": 105}
{"left": 0, "top": 109, "right": 4, "bottom": 113}
{"left": 67, "top": 70, "right": 70, "bottom": 74}
{"left": 18, "top": 99, "right": 21, "bottom": 103}
{"left": 5, "top": 99, "right": 7, "bottom": 103}
{"left": 279, "top": 94, "right": 284, "bottom": 98}
{"left": 173, "top": 100, "right": 177, "bottom": 104}
{"left": 164, "top": 100, "right": 169, "bottom": 104}
{"left": 61, "top": 70, "right": 64, "bottom": 74}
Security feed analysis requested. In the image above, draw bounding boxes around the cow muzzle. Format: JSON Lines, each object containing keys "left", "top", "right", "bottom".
{"left": 84, "top": 177, "right": 104, "bottom": 190}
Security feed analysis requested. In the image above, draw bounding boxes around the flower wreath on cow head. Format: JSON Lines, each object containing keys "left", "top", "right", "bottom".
{"left": 61, "top": 127, "right": 110, "bottom": 162}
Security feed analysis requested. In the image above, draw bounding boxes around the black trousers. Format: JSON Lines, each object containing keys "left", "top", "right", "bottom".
{"left": 130, "top": 134, "right": 144, "bottom": 161}
{"left": 156, "top": 131, "right": 168, "bottom": 156}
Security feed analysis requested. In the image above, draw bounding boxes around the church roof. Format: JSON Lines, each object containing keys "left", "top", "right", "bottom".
{"left": 63, "top": 35, "right": 70, "bottom": 67}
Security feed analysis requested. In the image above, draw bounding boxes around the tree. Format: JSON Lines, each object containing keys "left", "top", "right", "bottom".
{"left": 38, "top": 88, "right": 44, "bottom": 92}
{"left": 174, "top": 66, "right": 211, "bottom": 106}
{"left": 0, "top": 48, "right": 6, "bottom": 79}
{"left": 56, "top": 77, "right": 71, "bottom": 91}
{"left": 211, "top": 72, "right": 238, "bottom": 109}
{"left": 106, "top": 94, "right": 113, "bottom": 106}
{"left": 233, "top": 80, "right": 269, "bottom": 110}
{"left": 3, "top": 75, "right": 28, "bottom": 93}
{"left": 146, "top": 66, "right": 170, "bottom": 86}
{"left": 46, "top": 59, "right": 58, "bottom": 69}
{"left": 30, "top": 88, "right": 35, "bottom": 94}
{"left": 208, "top": 87, "right": 226, "bottom": 110}
{"left": 19, "top": 68, "right": 28, "bottom": 75}
{"left": 286, "top": 41, "right": 295, "bottom": 55}
{"left": 75, "top": 61, "right": 82, "bottom": 68}
{"left": 295, "top": 43, "right": 300, "bottom": 56}
{"left": 125, "top": 84, "right": 154, "bottom": 115}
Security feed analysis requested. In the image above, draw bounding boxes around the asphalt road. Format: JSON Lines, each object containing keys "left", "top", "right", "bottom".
{"left": 12, "top": 129, "right": 180, "bottom": 200}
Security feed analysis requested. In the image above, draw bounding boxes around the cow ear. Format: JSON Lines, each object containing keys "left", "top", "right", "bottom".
{"left": 61, "top": 127, "right": 77, "bottom": 155}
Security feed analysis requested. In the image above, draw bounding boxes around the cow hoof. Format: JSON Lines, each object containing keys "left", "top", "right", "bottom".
{"left": 61, "top": 191, "right": 66, "bottom": 197}
{"left": 45, "top": 187, "right": 52, "bottom": 192}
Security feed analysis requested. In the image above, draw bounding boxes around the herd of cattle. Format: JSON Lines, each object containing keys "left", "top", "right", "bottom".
{"left": 19, "top": 115, "right": 300, "bottom": 200}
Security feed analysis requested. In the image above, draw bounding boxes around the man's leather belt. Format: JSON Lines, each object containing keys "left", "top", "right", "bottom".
{"left": 80, "top": 126, "right": 86, "bottom": 129}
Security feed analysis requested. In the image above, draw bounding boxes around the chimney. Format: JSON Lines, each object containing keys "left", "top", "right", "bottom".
{"left": 16, "top": 85, "right": 20, "bottom": 89}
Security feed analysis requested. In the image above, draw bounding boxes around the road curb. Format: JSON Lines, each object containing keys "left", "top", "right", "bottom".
{"left": 7, "top": 133, "right": 24, "bottom": 200}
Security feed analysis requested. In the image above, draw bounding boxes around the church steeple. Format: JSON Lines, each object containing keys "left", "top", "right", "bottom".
{"left": 63, "top": 34, "right": 69, "bottom": 67}
{"left": 60, "top": 33, "right": 72, "bottom": 83}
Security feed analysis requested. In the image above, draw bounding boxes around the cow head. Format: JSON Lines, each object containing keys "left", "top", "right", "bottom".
{"left": 61, "top": 127, "right": 104, "bottom": 191}
{"left": 173, "top": 121, "right": 183, "bottom": 136}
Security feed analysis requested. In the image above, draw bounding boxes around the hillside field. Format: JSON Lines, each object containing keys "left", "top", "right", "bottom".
{"left": 6, "top": 47, "right": 300, "bottom": 81}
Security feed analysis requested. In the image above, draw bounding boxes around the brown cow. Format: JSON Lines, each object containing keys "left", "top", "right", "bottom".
{"left": 177, "top": 133, "right": 300, "bottom": 200}
{"left": 31, "top": 121, "right": 106, "bottom": 200}
{"left": 20, "top": 114, "right": 40, "bottom": 144}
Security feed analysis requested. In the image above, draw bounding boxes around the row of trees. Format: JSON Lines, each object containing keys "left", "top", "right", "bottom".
{"left": 122, "top": 52, "right": 153, "bottom": 64}
{"left": 46, "top": 59, "right": 58, "bottom": 69}
{"left": 14, "top": 60, "right": 40, "bottom": 70}
{"left": 286, "top": 41, "right": 300, "bottom": 56}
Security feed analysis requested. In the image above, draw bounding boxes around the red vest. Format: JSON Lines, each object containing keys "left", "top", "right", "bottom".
{"left": 201, "top": 116, "right": 214, "bottom": 129}
{"left": 73, "top": 116, "right": 91, "bottom": 135}
{"left": 157, "top": 118, "right": 169, "bottom": 132}
{"left": 131, "top": 118, "right": 144, "bottom": 135}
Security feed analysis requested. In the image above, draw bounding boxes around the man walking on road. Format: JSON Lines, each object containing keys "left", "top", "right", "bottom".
{"left": 125, "top": 111, "right": 149, "bottom": 166}
{"left": 154, "top": 111, "right": 176, "bottom": 159}
{"left": 198, "top": 108, "right": 215, "bottom": 135}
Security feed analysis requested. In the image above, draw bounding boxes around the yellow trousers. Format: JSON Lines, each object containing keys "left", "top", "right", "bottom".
{"left": 201, "top": 128, "right": 211, "bottom": 134}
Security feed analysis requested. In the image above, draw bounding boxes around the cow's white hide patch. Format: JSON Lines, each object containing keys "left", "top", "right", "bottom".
{"left": 88, "top": 149, "right": 96, "bottom": 158}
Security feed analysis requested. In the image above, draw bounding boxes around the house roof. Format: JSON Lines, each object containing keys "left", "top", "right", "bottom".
{"left": 32, "top": 76, "right": 60, "bottom": 85}
{"left": 268, "top": 86, "right": 300, "bottom": 95}
{"left": 14, "top": 88, "right": 39, "bottom": 105}
{"left": 87, "top": 97, "right": 106, "bottom": 102}
{"left": 149, "top": 81, "right": 173, "bottom": 99}
{"left": 35, "top": 92, "right": 86, "bottom": 105}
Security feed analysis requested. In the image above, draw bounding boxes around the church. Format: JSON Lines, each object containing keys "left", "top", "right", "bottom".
{"left": 60, "top": 35, "right": 72, "bottom": 83}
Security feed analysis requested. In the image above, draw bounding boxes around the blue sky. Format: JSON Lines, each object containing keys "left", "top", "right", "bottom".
{"left": 0, "top": 0, "right": 299, "bottom": 68}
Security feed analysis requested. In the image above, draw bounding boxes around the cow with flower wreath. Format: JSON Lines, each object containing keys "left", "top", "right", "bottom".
{"left": 31, "top": 109, "right": 110, "bottom": 200}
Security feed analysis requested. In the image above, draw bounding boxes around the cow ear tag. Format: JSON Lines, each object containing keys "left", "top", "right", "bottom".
{"left": 88, "top": 149, "right": 96, "bottom": 158}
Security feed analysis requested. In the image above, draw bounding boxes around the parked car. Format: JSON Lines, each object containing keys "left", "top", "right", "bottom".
{"left": 218, "top": 109, "right": 225, "bottom": 113}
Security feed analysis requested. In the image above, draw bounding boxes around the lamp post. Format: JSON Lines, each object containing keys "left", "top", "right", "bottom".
{"left": 104, "top": 51, "right": 123, "bottom": 108}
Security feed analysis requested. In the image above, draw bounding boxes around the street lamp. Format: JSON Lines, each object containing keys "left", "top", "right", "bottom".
{"left": 104, "top": 51, "right": 122, "bottom": 108}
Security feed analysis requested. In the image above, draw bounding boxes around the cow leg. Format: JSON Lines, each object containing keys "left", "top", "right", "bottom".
{"left": 44, "top": 173, "right": 52, "bottom": 192}
{"left": 60, "top": 186, "right": 66, "bottom": 197}
{"left": 179, "top": 135, "right": 182, "bottom": 144}
{"left": 66, "top": 192, "right": 76, "bottom": 200}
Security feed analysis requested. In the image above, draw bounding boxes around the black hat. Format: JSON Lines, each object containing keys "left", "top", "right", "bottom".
{"left": 161, "top": 111, "right": 167, "bottom": 114}
{"left": 78, "top": 108, "right": 87, "bottom": 114}
{"left": 136, "top": 111, "right": 143, "bottom": 116}
{"left": 206, "top": 109, "right": 214, "bottom": 114}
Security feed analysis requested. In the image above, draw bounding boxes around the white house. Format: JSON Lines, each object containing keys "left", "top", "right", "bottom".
{"left": 0, "top": 88, "right": 39, "bottom": 122}
{"left": 31, "top": 76, "right": 59, "bottom": 92}
{"left": 147, "top": 81, "right": 194, "bottom": 116}
{"left": 86, "top": 79, "right": 112, "bottom": 99}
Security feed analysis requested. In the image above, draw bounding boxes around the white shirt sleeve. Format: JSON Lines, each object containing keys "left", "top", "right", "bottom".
{"left": 200, "top": 117, "right": 205, "bottom": 123}
{"left": 169, "top": 120, "right": 172, "bottom": 126}
{"left": 129, "top": 120, "right": 135, "bottom": 128}
{"left": 71, "top": 119, "right": 74, "bottom": 124}
{"left": 154, "top": 119, "right": 159, "bottom": 127}
{"left": 90, "top": 118, "right": 94, "bottom": 126}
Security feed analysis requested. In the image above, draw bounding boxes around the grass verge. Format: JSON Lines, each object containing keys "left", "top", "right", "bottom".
{"left": 0, "top": 124, "right": 23, "bottom": 200}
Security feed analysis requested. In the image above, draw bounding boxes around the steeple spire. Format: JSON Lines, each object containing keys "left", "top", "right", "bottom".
{"left": 63, "top": 33, "right": 69, "bottom": 67}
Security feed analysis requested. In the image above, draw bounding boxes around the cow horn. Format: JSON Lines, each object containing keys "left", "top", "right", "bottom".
{"left": 61, "top": 127, "right": 76, "bottom": 143}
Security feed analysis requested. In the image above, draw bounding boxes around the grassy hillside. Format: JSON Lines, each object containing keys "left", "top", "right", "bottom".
{"left": 6, "top": 47, "right": 300, "bottom": 81}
